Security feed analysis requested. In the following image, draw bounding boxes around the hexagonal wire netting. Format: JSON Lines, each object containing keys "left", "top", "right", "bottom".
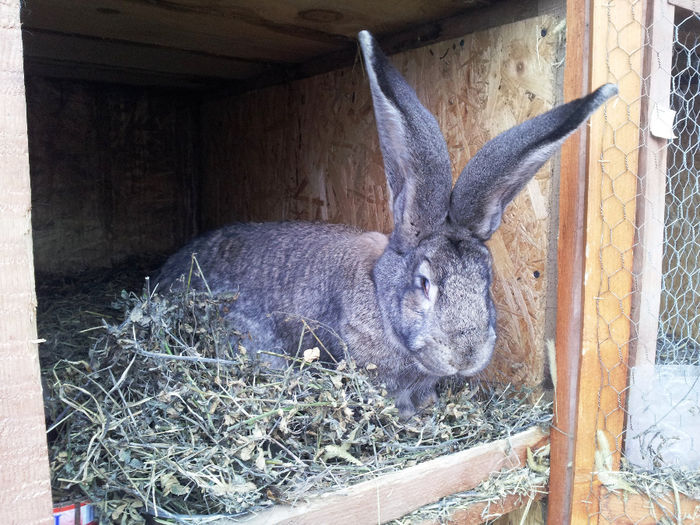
{"left": 589, "top": 4, "right": 700, "bottom": 522}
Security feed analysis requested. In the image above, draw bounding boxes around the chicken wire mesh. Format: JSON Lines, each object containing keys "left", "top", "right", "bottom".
{"left": 584, "top": 1, "right": 700, "bottom": 522}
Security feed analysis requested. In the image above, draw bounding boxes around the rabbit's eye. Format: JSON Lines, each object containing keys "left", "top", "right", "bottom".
{"left": 420, "top": 276, "right": 431, "bottom": 299}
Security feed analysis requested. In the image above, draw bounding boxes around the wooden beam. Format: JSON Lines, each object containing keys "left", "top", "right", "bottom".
{"left": 599, "top": 489, "right": 700, "bottom": 524}
{"left": 0, "top": 0, "right": 53, "bottom": 522}
{"left": 23, "top": 58, "right": 222, "bottom": 89}
{"left": 227, "top": 427, "right": 548, "bottom": 525}
{"left": 550, "top": 0, "right": 647, "bottom": 522}
{"left": 628, "top": 0, "right": 675, "bottom": 374}
{"left": 548, "top": 0, "right": 592, "bottom": 518}
{"left": 425, "top": 490, "right": 547, "bottom": 524}
{"left": 568, "top": 0, "right": 645, "bottom": 519}
{"left": 21, "top": 0, "right": 345, "bottom": 63}
{"left": 21, "top": 0, "right": 556, "bottom": 91}
{"left": 22, "top": 29, "right": 274, "bottom": 81}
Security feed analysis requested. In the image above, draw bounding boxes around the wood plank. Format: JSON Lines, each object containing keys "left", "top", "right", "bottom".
{"left": 20, "top": 0, "right": 551, "bottom": 90}
{"left": 628, "top": 0, "right": 675, "bottom": 371}
{"left": 20, "top": 0, "right": 488, "bottom": 66}
{"left": 224, "top": 427, "right": 548, "bottom": 525}
{"left": 0, "top": 0, "right": 53, "bottom": 523}
{"left": 599, "top": 488, "right": 700, "bottom": 524}
{"left": 24, "top": 58, "right": 219, "bottom": 89}
{"left": 22, "top": 29, "right": 272, "bottom": 80}
{"left": 26, "top": 76, "right": 200, "bottom": 274}
{"left": 547, "top": 0, "right": 591, "bottom": 518}
{"left": 436, "top": 492, "right": 547, "bottom": 525}
{"left": 569, "top": 0, "right": 645, "bottom": 520}
{"left": 21, "top": 0, "right": 345, "bottom": 63}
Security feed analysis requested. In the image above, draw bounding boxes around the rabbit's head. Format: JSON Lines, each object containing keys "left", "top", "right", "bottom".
{"left": 359, "top": 31, "right": 616, "bottom": 379}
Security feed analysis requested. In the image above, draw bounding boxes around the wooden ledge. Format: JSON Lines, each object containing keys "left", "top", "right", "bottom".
{"left": 599, "top": 488, "right": 700, "bottom": 524}
{"left": 222, "top": 426, "right": 548, "bottom": 525}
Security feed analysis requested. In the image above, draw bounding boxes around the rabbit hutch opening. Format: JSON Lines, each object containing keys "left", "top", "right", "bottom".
{"left": 8, "top": 0, "right": 695, "bottom": 523}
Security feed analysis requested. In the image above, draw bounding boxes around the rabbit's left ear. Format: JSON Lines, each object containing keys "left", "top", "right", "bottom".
{"left": 449, "top": 84, "right": 618, "bottom": 240}
{"left": 359, "top": 31, "right": 452, "bottom": 252}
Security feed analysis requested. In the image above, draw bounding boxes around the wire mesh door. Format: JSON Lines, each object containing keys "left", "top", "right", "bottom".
{"left": 574, "top": 0, "right": 700, "bottom": 521}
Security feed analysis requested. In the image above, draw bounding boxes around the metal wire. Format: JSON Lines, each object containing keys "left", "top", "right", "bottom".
{"left": 587, "top": 5, "right": 700, "bottom": 523}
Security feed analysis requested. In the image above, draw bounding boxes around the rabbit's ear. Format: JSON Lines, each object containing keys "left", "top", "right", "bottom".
{"left": 359, "top": 31, "right": 452, "bottom": 252}
{"left": 449, "top": 84, "right": 618, "bottom": 240}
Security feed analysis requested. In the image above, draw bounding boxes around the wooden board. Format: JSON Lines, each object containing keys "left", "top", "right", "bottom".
{"left": 0, "top": 0, "right": 53, "bottom": 522}
{"left": 22, "top": 29, "right": 271, "bottom": 81}
{"left": 26, "top": 77, "right": 200, "bottom": 275}
{"left": 201, "top": 14, "right": 564, "bottom": 388}
{"left": 599, "top": 488, "right": 700, "bottom": 524}
{"left": 548, "top": 0, "right": 591, "bottom": 519}
{"left": 445, "top": 495, "right": 547, "bottom": 525}
{"left": 20, "top": 0, "right": 488, "bottom": 88}
{"left": 222, "top": 427, "right": 548, "bottom": 525}
{"left": 628, "top": 0, "right": 675, "bottom": 396}
{"left": 568, "top": 0, "right": 645, "bottom": 521}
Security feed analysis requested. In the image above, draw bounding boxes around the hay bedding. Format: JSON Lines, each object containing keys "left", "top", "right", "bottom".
{"left": 40, "top": 265, "right": 553, "bottom": 524}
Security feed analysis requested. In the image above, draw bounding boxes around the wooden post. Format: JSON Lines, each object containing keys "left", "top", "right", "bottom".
{"left": 628, "top": 0, "right": 675, "bottom": 371}
{"left": 0, "top": 0, "right": 54, "bottom": 523}
{"left": 547, "top": 0, "right": 592, "bottom": 519}
{"left": 550, "top": 0, "right": 645, "bottom": 522}
{"left": 625, "top": 0, "right": 676, "bottom": 464}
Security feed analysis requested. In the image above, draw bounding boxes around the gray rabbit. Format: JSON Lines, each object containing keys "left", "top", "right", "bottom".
{"left": 156, "top": 30, "right": 617, "bottom": 416}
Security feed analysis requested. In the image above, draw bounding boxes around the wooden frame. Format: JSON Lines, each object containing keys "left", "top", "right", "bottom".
{"left": 548, "top": 0, "right": 592, "bottom": 519}
{"left": 0, "top": 0, "right": 54, "bottom": 522}
{"left": 550, "top": 0, "right": 643, "bottom": 517}
{"left": 552, "top": 0, "right": 700, "bottom": 523}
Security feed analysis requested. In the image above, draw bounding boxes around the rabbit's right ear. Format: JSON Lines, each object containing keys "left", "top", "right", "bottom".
{"left": 359, "top": 31, "right": 452, "bottom": 253}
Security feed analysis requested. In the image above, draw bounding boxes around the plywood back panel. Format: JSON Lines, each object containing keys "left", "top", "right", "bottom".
{"left": 201, "top": 15, "right": 564, "bottom": 387}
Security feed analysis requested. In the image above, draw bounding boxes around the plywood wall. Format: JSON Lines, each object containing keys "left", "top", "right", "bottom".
{"left": 201, "top": 15, "right": 565, "bottom": 386}
{"left": 26, "top": 77, "right": 200, "bottom": 275}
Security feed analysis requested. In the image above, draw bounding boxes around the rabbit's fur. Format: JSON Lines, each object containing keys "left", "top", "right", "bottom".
{"left": 156, "top": 31, "right": 617, "bottom": 416}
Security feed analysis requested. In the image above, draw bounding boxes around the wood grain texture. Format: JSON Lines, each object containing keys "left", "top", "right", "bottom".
{"left": 570, "top": 0, "right": 644, "bottom": 521}
{"left": 548, "top": 0, "right": 590, "bottom": 518}
{"left": 228, "top": 427, "right": 548, "bottom": 525}
{"left": 22, "top": 29, "right": 271, "bottom": 81}
{"left": 20, "top": 0, "right": 555, "bottom": 90}
{"left": 599, "top": 488, "right": 700, "bottom": 524}
{"left": 629, "top": 0, "right": 675, "bottom": 370}
{"left": 26, "top": 77, "right": 200, "bottom": 275}
{"left": 0, "top": 0, "right": 53, "bottom": 522}
{"left": 447, "top": 495, "right": 547, "bottom": 525}
{"left": 201, "top": 15, "right": 565, "bottom": 388}
{"left": 20, "top": 0, "right": 484, "bottom": 87}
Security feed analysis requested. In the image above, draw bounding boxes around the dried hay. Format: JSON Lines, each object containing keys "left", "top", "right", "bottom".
{"left": 40, "top": 268, "right": 552, "bottom": 523}
{"left": 39, "top": 263, "right": 700, "bottom": 524}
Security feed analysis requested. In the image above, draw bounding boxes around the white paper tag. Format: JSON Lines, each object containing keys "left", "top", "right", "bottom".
{"left": 650, "top": 104, "right": 677, "bottom": 140}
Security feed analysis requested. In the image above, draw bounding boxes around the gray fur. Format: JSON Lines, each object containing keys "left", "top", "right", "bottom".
{"left": 156, "top": 31, "right": 616, "bottom": 416}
